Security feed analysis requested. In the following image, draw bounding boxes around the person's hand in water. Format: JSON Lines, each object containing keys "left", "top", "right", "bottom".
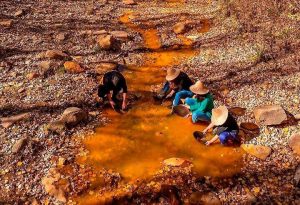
{"left": 109, "top": 100, "right": 116, "bottom": 109}
{"left": 122, "top": 101, "right": 127, "bottom": 110}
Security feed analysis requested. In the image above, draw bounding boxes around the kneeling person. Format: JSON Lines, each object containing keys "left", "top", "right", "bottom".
{"left": 202, "top": 106, "right": 240, "bottom": 146}
{"left": 98, "top": 70, "right": 128, "bottom": 111}
{"left": 159, "top": 67, "right": 194, "bottom": 106}
{"left": 184, "top": 81, "right": 214, "bottom": 123}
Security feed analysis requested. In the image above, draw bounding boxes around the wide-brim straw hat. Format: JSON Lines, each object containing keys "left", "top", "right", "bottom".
{"left": 166, "top": 68, "right": 180, "bottom": 81}
{"left": 211, "top": 106, "right": 229, "bottom": 126}
{"left": 190, "top": 81, "right": 209, "bottom": 95}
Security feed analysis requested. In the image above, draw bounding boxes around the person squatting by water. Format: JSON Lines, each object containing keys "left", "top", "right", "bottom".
{"left": 98, "top": 70, "right": 128, "bottom": 112}
{"left": 201, "top": 106, "right": 240, "bottom": 146}
{"left": 157, "top": 67, "right": 194, "bottom": 106}
{"left": 184, "top": 81, "right": 214, "bottom": 123}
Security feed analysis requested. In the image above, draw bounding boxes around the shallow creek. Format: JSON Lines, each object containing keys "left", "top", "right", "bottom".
{"left": 76, "top": 6, "right": 244, "bottom": 204}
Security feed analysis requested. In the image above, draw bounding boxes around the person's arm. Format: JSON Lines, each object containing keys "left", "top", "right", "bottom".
{"left": 122, "top": 92, "right": 127, "bottom": 110}
{"left": 165, "top": 89, "right": 175, "bottom": 98}
{"left": 107, "top": 92, "right": 115, "bottom": 109}
{"left": 203, "top": 122, "right": 214, "bottom": 134}
{"left": 205, "top": 135, "right": 219, "bottom": 146}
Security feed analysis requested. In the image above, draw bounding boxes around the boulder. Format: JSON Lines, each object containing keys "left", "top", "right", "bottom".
{"left": 173, "top": 22, "right": 187, "bottom": 34}
{"left": 60, "top": 107, "right": 88, "bottom": 127}
{"left": 288, "top": 133, "right": 300, "bottom": 156}
{"left": 253, "top": 105, "right": 287, "bottom": 125}
{"left": 95, "top": 62, "right": 117, "bottom": 74}
{"left": 163, "top": 157, "right": 191, "bottom": 167}
{"left": 26, "top": 72, "right": 39, "bottom": 80}
{"left": 42, "top": 169, "right": 69, "bottom": 203}
{"left": 14, "top": 9, "right": 24, "bottom": 17}
{"left": 110, "top": 31, "right": 129, "bottom": 39}
{"left": 39, "top": 61, "right": 51, "bottom": 70}
{"left": 44, "top": 50, "right": 68, "bottom": 59}
{"left": 12, "top": 137, "right": 28, "bottom": 153}
{"left": 97, "top": 34, "right": 118, "bottom": 50}
{"left": 122, "top": 0, "right": 137, "bottom": 5}
{"left": 294, "top": 114, "right": 300, "bottom": 120}
{"left": 241, "top": 144, "right": 272, "bottom": 160}
{"left": 56, "top": 33, "right": 65, "bottom": 41}
{"left": 189, "top": 192, "right": 221, "bottom": 205}
{"left": 0, "top": 113, "right": 31, "bottom": 128}
{"left": 0, "top": 20, "right": 13, "bottom": 27}
{"left": 47, "top": 121, "right": 66, "bottom": 134}
{"left": 229, "top": 107, "right": 246, "bottom": 116}
{"left": 63, "top": 61, "right": 84, "bottom": 73}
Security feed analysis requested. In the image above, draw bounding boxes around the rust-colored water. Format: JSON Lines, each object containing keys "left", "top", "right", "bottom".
{"left": 75, "top": 9, "right": 243, "bottom": 204}
{"left": 119, "top": 12, "right": 161, "bottom": 50}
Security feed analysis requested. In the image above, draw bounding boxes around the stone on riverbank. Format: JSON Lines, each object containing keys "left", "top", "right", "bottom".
{"left": 163, "top": 158, "right": 191, "bottom": 167}
{"left": 63, "top": 61, "right": 84, "bottom": 73}
{"left": 253, "top": 105, "right": 287, "bottom": 125}
{"left": 0, "top": 113, "right": 31, "bottom": 128}
{"left": 241, "top": 144, "right": 272, "bottom": 160}
{"left": 288, "top": 133, "right": 300, "bottom": 156}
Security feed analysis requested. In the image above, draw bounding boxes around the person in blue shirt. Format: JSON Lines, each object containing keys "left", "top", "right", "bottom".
{"left": 184, "top": 81, "right": 214, "bottom": 123}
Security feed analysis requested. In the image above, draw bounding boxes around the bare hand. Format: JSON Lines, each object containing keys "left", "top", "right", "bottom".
{"left": 109, "top": 100, "right": 115, "bottom": 109}
{"left": 122, "top": 101, "right": 127, "bottom": 110}
{"left": 205, "top": 141, "right": 211, "bottom": 146}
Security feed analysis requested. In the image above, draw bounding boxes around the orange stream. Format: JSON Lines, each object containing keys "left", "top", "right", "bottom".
{"left": 76, "top": 9, "right": 243, "bottom": 204}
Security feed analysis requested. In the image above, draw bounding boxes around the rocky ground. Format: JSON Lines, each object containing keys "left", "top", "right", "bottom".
{"left": 1, "top": 0, "right": 299, "bottom": 204}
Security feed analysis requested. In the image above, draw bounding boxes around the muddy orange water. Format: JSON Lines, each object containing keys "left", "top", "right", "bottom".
{"left": 76, "top": 9, "right": 243, "bottom": 204}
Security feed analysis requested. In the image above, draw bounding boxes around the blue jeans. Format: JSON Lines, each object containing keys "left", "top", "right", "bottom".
{"left": 219, "top": 131, "right": 239, "bottom": 145}
{"left": 185, "top": 98, "right": 211, "bottom": 123}
{"left": 162, "top": 82, "right": 193, "bottom": 106}
{"left": 173, "top": 90, "right": 194, "bottom": 106}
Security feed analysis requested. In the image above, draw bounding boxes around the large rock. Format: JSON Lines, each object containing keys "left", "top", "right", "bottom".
{"left": 122, "top": 0, "right": 137, "bottom": 5}
{"left": 95, "top": 62, "right": 117, "bottom": 74}
{"left": 253, "top": 105, "right": 287, "bottom": 125}
{"left": 189, "top": 192, "right": 221, "bottom": 205}
{"left": 47, "top": 121, "right": 66, "bottom": 134}
{"left": 60, "top": 107, "right": 88, "bottom": 127}
{"left": 12, "top": 137, "right": 28, "bottom": 153}
{"left": 97, "top": 34, "right": 119, "bottom": 50}
{"left": 44, "top": 50, "right": 68, "bottom": 59}
{"left": 0, "top": 20, "right": 13, "bottom": 27}
{"left": 229, "top": 107, "right": 246, "bottom": 116}
{"left": 110, "top": 31, "right": 129, "bottom": 39}
{"left": 14, "top": 10, "right": 24, "bottom": 17}
{"left": 27, "top": 72, "right": 39, "bottom": 80}
{"left": 63, "top": 61, "right": 84, "bottom": 73}
{"left": 163, "top": 157, "right": 191, "bottom": 167}
{"left": 173, "top": 22, "right": 187, "bottom": 34}
{"left": 241, "top": 144, "right": 272, "bottom": 160}
{"left": 288, "top": 133, "right": 300, "bottom": 156}
{"left": 42, "top": 169, "right": 69, "bottom": 203}
{"left": 0, "top": 113, "right": 31, "bottom": 128}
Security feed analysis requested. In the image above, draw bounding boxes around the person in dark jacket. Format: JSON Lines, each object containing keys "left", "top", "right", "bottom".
{"left": 98, "top": 70, "right": 128, "bottom": 111}
{"left": 158, "top": 67, "right": 194, "bottom": 106}
{"left": 201, "top": 106, "right": 240, "bottom": 146}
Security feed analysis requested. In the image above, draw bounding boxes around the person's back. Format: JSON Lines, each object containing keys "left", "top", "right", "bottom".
{"left": 103, "top": 70, "right": 127, "bottom": 93}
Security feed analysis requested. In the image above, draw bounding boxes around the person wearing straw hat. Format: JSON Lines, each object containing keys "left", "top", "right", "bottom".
{"left": 184, "top": 81, "right": 214, "bottom": 123}
{"left": 156, "top": 67, "right": 193, "bottom": 106}
{"left": 201, "top": 106, "right": 240, "bottom": 146}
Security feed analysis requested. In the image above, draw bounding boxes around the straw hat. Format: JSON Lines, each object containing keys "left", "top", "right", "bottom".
{"left": 211, "top": 106, "right": 229, "bottom": 126}
{"left": 189, "top": 81, "right": 209, "bottom": 95}
{"left": 166, "top": 68, "right": 180, "bottom": 81}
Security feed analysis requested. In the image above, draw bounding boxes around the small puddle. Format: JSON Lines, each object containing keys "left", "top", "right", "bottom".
{"left": 76, "top": 9, "right": 243, "bottom": 204}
